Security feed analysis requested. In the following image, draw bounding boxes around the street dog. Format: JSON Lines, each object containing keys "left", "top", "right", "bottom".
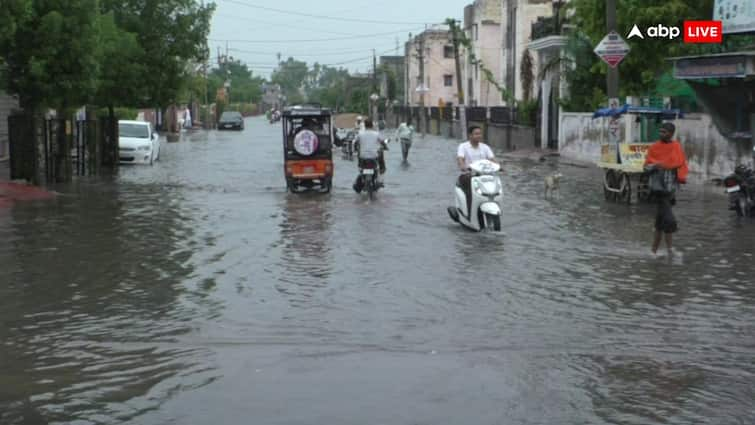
{"left": 544, "top": 173, "right": 563, "bottom": 198}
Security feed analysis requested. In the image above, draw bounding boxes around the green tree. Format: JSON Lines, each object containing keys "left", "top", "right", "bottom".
{"left": 272, "top": 58, "right": 309, "bottom": 103}
{"left": 1, "top": 0, "right": 101, "bottom": 110}
{"left": 212, "top": 59, "right": 265, "bottom": 104}
{"left": 100, "top": 0, "right": 215, "bottom": 108}
{"left": 95, "top": 12, "right": 146, "bottom": 119}
{"left": 565, "top": 0, "right": 753, "bottom": 105}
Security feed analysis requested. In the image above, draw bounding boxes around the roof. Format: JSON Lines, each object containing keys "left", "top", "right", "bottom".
{"left": 282, "top": 104, "right": 332, "bottom": 117}
{"left": 668, "top": 51, "right": 755, "bottom": 60}
{"left": 118, "top": 120, "right": 149, "bottom": 125}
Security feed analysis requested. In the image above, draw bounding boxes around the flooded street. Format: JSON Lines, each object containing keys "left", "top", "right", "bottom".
{"left": 2, "top": 116, "right": 755, "bottom": 424}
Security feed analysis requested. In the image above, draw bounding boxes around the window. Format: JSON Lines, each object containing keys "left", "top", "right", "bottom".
{"left": 475, "top": 63, "right": 479, "bottom": 80}
{"left": 444, "top": 45, "right": 454, "bottom": 59}
{"left": 444, "top": 74, "right": 454, "bottom": 87}
{"left": 473, "top": 24, "right": 479, "bottom": 41}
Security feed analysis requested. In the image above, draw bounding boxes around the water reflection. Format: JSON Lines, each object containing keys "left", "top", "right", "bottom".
{"left": 274, "top": 193, "right": 335, "bottom": 307}
{"left": 0, "top": 180, "right": 214, "bottom": 423}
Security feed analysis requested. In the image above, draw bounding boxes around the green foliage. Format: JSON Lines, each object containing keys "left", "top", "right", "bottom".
{"left": 2, "top": 0, "right": 101, "bottom": 109}
{"left": 272, "top": 58, "right": 309, "bottom": 102}
{"left": 520, "top": 49, "right": 534, "bottom": 102}
{"left": 566, "top": 0, "right": 753, "bottom": 106}
{"left": 100, "top": 0, "right": 215, "bottom": 108}
{"left": 227, "top": 102, "right": 258, "bottom": 116}
{"left": 516, "top": 99, "right": 538, "bottom": 127}
{"left": 95, "top": 12, "right": 146, "bottom": 109}
{"left": 346, "top": 89, "right": 369, "bottom": 114}
{"left": 211, "top": 59, "right": 265, "bottom": 104}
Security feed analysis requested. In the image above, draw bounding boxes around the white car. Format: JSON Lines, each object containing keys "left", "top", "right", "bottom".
{"left": 119, "top": 120, "right": 160, "bottom": 165}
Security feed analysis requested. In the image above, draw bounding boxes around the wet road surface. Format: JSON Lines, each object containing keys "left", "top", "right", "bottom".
{"left": 1, "top": 117, "right": 755, "bottom": 424}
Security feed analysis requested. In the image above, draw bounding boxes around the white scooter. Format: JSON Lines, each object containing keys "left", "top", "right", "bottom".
{"left": 447, "top": 159, "right": 503, "bottom": 231}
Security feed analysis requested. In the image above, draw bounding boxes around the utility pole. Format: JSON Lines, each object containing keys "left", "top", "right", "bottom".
{"left": 606, "top": 0, "right": 619, "bottom": 102}
{"left": 450, "top": 20, "right": 466, "bottom": 140}
{"left": 373, "top": 49, "right": 378, "bottom": 122}
{"left": 417, "top": 35, "right": 426, "bottom": 138}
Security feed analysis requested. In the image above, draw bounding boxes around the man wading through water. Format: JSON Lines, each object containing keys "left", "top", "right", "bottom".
{"left": 644, "top": 122, "right": 689, "bottom": 256}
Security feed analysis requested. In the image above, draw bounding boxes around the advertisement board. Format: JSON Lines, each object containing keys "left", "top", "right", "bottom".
{"left": 714, "top": 0, "right": 755, "bottom": 34}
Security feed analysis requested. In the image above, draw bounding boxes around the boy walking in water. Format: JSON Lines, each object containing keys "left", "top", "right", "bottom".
{"left": 644, "top": 122, "right": 688, "bottom": 256}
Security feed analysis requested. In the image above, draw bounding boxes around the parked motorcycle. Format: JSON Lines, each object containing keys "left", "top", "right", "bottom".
{"left": 447, "top": 159, "right": 503, "bottom": 231}
{"left": 723, "top": 163, "right": 755, "bottom": 217}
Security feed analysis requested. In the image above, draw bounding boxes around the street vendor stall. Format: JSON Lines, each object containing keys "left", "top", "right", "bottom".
{"left": 594, "top": 105, "right": 683, "bottom": 203}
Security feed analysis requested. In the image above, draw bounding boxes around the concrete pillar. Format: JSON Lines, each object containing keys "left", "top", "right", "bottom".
{"left": 541, "top": 78, "right": 551, "bottom": 149}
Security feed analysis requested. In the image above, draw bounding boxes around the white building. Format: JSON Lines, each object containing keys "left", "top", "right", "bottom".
{"left": 501, "top": 0, "right": 557, "bottom": 104}
{"left": 404, "top": 26, "right": 458, "bottom": 108}
{"left": 463, "top": 0, "right": 504, "bottom": 107}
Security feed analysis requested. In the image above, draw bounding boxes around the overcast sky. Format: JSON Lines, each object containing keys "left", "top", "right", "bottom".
{"left": 208, "top": 0, "right": 465, "bottom": 78}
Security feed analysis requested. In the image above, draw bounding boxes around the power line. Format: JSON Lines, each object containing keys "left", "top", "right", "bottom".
{"left": 218, "top": 0, "right": 433, "bottom": 25}
{"left": 209, "top": 27, "right": 422, "bottom": 44}
{"left": 228, "top": 45, "right": 396, "bottom": 57}
{"left": 214, "top": 13, "right": 365, "bottom": 37}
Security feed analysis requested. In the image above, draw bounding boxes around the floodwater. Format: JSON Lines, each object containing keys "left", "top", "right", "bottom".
{"left": 1, "top": 117, "right": 754, "bottom": 425}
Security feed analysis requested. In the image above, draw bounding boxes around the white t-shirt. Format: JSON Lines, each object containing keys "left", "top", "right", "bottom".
{"left": 457, "top": 141, "right": 495, "bottom": 168}
{"left": 356, "top": 129, "right": 383, "bottom": 159}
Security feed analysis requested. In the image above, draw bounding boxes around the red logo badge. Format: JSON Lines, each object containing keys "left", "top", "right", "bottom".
{"left": 683, "top": 21, "right": 722, "bottom": 43}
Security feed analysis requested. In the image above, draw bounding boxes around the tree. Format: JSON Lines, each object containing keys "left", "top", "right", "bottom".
{"left": 1, "top": 0, "right": 101, "bottom": 110}
{"left": 520, "top": 49, "right": 534, "bottom": 102}
{"left": 211, "top": 59, "right": 264, "bottom": 104}
{"left": 272, "top": 58, "right": 309, "bottom": 102}
{"left": 565, "top": 0, "right": 753, "bottom": 104}
{"left": 95, "top": 12, "right": 146, "bottom": 117}
{"left": 100, "top": 0, "right": 215, "bottom": 108}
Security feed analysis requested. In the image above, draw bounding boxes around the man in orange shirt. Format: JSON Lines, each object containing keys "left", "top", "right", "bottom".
{"left": 644, "top": 122, "right": 689, "bottom": 256}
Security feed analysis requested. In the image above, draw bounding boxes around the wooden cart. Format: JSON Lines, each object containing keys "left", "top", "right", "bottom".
{"left": 593, "top": 105, "right": 682, "bottom": 204}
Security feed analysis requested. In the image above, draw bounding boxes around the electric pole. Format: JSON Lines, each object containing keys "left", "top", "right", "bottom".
{"left": 450, "top": 20, "right": 466, "bottom": 140}
{"left": 373, "top": 49, "right": 378, "bottom": 122}
{"left": 606, "top": 0, "right": 619, "bottom": 102}
{"left": 417, "top": 35, "right": 426, "bottom": 138}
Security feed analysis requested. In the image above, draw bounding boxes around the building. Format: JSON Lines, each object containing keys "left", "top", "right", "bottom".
{"left": 463, "top": 0, "right": 504, "bottom": 107}
{"left": 0, "top": 93, "right": 20, "bottom": 161}
{"left": 404, "top": 26, "right": 458, "bottom": 107}
{"left": 379, "top": 56, "right": 405, "bottom": 103}
{"left": 501, "top": 0, "right": 557, "bottom": 104}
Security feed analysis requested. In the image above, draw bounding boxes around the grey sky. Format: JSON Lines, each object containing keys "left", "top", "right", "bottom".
{"left": 208, "top": 0, "right": 465, "bottom": 78}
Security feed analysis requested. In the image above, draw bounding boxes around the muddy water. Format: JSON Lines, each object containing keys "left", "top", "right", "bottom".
{"left": 1, "top": 117, "right": 754, "bottom": 425}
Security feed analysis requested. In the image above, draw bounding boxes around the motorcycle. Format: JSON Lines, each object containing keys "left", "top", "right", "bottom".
{"left": 723, "top": 163, "right": 755, "bottom": 217}
{"left": 341, "top": 130, "right": 355, "bottom": 160}
{"left": 447, "top": 159, "right": 503, "bottom": 231}
{"left": 356, "top": 158, "right": 381, "bottom": 200}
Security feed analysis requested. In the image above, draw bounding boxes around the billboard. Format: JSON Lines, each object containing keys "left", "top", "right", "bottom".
{"left": 714, "top": 0, "right": 755, "bottom": 34}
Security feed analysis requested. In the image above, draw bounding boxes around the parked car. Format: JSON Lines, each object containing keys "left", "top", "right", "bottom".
{"left": 218, "top": 111, "right": 244, "bottom": 130}
{"left": 119, "top": 120, "right": 160, "bottom": 165}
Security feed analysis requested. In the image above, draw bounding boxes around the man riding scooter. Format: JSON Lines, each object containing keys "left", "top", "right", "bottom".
{"left": 457, "top": 126, "right": 498, "bottom": 213}
{"left": 353, "top": 118, "right": 388, "bottom": 193}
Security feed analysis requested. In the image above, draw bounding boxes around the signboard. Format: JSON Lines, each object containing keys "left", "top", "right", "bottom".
{"left": 619, "top": 143, "right": 651, "bottom": 169}
{"left": 601, "top": 144, "right": 618, "bottom": 163}
{"left": 594, "top": 31, "right": 631, "bottom": 68}
{"left": 673, "top": 55, "right": 748, "bottom": 79}
{"left": 714, "top": 0, "right": 755, "bottom": 34}
{"left": 293, "top": 130, "right": 319, "bottom": 156}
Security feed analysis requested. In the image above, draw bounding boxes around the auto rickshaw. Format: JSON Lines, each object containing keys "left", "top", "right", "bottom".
{"left": 282, "top": 105, "right": 334, "bottom": 193}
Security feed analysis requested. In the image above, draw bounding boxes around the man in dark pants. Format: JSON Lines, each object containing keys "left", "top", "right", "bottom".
{"left": 644, "top": 122, "right": 689, "bottom": 256}
{"left": 456, "top": 126, "right": 497, "bottom": 216}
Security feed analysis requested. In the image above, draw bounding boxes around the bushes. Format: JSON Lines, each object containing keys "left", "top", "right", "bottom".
{"left": 516, "top": 100, "right": 538, "bottom": 127}
{"left": 227, "top": 102, "right": 259, "bottom": 117}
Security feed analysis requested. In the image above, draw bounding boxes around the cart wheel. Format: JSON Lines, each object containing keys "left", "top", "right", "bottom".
{"left": 618, "top": 173, "right": 632, "bottom": 204}
{"left": 604, "top": 170, "right": 616, "bottom": 202}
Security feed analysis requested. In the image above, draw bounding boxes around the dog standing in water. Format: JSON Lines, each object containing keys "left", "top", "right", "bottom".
{"left": 544, "top": 173, "right": 563, "bottom": 199}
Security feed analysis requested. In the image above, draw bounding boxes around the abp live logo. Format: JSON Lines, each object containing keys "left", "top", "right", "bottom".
{"left": 627, "top": 21, "right": 722, "bottom": 43}
{"left": 684, "top": 21, "right": 722, "bottom": 43}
